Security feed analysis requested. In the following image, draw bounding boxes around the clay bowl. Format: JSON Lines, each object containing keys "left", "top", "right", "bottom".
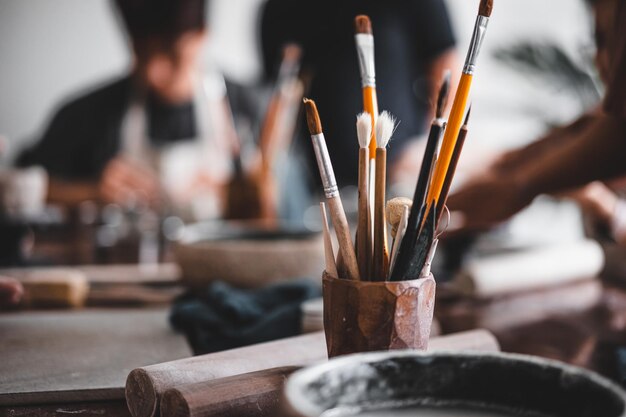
{"left": 174, "top": 221, "right": 324, "bottom": 288}
{"left": 282, "top": 351, "right": 626, "bottom": 417}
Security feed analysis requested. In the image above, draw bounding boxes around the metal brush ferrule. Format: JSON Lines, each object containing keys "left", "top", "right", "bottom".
{"left": 355, "top": 34, "right": 376, "bottom": 87}
{"left": 463, "top": 15, "right": 489, "bottom": 75}
{"left": 311, "top": 134, "right": 339, "bottom": 198}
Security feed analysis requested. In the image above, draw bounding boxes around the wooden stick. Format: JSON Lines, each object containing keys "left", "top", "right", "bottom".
{"left": 124, "top": 332, "right": 327, "bottom": 417}
{"left": 372, "top": 148, "right": 389, "bottom": 279}
{"left": 156, "top": 329, "right": 500, "bottom": 417}
{"left": 357, "top": 149, "right": 371, "bottom": 280}
{"left": 160, "top": 367, "right": 297, "bottom": 417}
{"left": 319, "top": 202, "right": 338, "bottom": 278}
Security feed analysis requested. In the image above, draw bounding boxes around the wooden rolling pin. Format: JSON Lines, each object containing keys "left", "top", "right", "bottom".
{"left": 125, "top": 332, "right": 327, "bottom": 417}
{"left": 160, "top": 366, "right": 297, "bottom": 417}
{"left": 144, "top": 330, "right": 500, "bottom": 417}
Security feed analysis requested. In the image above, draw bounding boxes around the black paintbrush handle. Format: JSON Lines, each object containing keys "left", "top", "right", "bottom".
{"left": 436, "top": 126, "right": 468, "bottom": 226}
{"left": 389, "top": 121, "right": 442, "bottom": 281}
{"left": 390, "top": 204, "right": 436, "bottom": 282}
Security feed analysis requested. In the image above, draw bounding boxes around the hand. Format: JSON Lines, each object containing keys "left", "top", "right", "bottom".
{"left": 99, "top": 156, "right": 162, "bottom": 207}
{"left": 557, "top": 182, "right": 618, "bottom": 225}
{"left": 446, "top": 174, "right": 533, "bottom": 232}
{"left": 0, "top": 277, "right": 23, "bottom": 307}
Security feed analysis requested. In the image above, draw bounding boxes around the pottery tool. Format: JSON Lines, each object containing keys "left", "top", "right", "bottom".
{"left": 389, "top": 75, "right": 450, "bottom": 281}
{"left": 424, "top": 0, "right": 493, "bottom": 211}
{"left": 420, "top": 238, "right": 439, "bottom": 278}
{"left": 303, "top": 98, "right": 360, "bottom": 281}
{"left": 125, "top": 332, "right": 328, "bottom": 417}
{"left": 160, "top": 366, "right": 299, "bottom": 417}
{"left": 151, "top": 330, "right": 499, "bottom": 417}
{"left": 436, "top": 105, "right": 472, "bottom": 225}
{"left": 320, "top": 202, "right": 339, "bottom": 278}
{"left": 372, "top": 111, "right": 396, "bottom": 280}
{"left": 355, "top": 112, "right": 372, "bottom": 280}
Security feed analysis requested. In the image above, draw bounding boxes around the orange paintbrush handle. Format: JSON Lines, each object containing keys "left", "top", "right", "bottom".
{"left": 425, "top": 73, "right": 473, "bottom": 205}
{"left": 362, "top": 86, "right": 379, "bottom": 159}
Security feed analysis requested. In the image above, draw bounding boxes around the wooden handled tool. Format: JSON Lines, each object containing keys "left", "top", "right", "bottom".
{"left": 354, "top": 15, "right": 378, "bottom": 160}
{"left": 424, "top": 0, "right": 493, "bottom": 211}
{"left": 320, "top": 202, "right": 338, "bottom": 278}
{"left": 372, "top": 112, "right": 396, "bottom": 279}
{"left": 355, "top": 113, "right": 372, "bottom": 280}
{"left": 125, "top": 332, "right": 327, "bottom": 417}
{"left": 303, "top": 98, "right": 360, "bottom": 280}
{"left": 154, "top": 329, "right": 500, "bottom": 417}
{"left": 436, "top": 106, "right": 472, "bottom": 225}
{"left": 160, "top": 367, "right": 298, "bottom": 417}
{"left": 389, "top": 74, "right": 449, "bottom": 281}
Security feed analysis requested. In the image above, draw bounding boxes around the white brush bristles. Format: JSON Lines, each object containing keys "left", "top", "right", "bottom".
{"left": 375, "top": 111, "right": 397, "bottom": 149}
{"left": 356, "top": 112, "right": 372, "bottom": 149}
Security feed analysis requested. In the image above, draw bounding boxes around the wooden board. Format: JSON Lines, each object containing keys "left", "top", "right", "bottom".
{"left": 0, "top": 308, "right": 191, "bottom": 406}
{"left": 0, "top": 264, "right": 181, "bottom": 285}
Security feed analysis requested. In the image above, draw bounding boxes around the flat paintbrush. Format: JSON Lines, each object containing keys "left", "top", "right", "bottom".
{"left": 355, "top": 113, "right": 372, "bottom": 280}
{"left": 372, "top": 111, "right": 396, "bottom": 280}
{"left": 436, "top": 105, "right": 472, "bottom": 226}
{"left": 389, "top": 74, "right": 450, "bottom": 281}
{"left": 304, "top": 98, "right": 360, "bottom": 281}
{"left": 423, "top": 0, "right": 493, "bottom": 212}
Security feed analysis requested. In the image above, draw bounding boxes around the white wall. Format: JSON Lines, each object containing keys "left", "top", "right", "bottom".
{"left": 0, "top": 0, "right": 592, "bottom": 161}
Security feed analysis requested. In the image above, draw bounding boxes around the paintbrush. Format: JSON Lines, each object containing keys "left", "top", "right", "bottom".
{"left": 423, "top": 0, "right": 493, "bottom": 211}
{"left": 354, "top": 15, "right": 378, "bottom": 160}
{"left": 320, "top": 202, "right": 339, "bottom": 278}
{"left": 355, "top": 112, "right": 372, "bottom": 280}
{"left": 436, "top": 105, "right": 472, "bottom": 225}
{"left": 372, "top": 111, "right": 396, "bottom": 280}
{"left": 355, "top": 14, "right": 378, "bottom": 248}
{"left": 259, "top": 44, "right": 303, "bottom": 176}
{"left": 304, "top": 98, "right": 360, "bottom": 281}
{"left": 389, "top": 74, "right": 450, "bottom": 281}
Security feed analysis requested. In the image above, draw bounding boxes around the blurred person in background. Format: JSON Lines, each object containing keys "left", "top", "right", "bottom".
{"left": 15, "top": 0, "right": 238, "bottom": 219}
{"left": 447, "top": 0, "right": 626, "bottom": 243}
{"left": 261, "top": 0, "right": 459, "bottom": 188}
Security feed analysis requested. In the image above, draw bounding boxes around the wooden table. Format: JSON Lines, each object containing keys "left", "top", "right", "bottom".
{"left": 0, "top": 308, "right": 192, "bottom": 416}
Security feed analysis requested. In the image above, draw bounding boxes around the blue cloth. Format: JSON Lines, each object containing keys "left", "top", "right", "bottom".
{"left": 170, "top": 278, "right": 321, "bottom": 354}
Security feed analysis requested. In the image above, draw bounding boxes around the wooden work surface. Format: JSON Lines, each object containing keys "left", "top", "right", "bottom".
{"left": 0, "top": 308, "right": 192, "bottom": 407}
{"left": 0, "top": 263, "right": 182, "bottom": 285}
